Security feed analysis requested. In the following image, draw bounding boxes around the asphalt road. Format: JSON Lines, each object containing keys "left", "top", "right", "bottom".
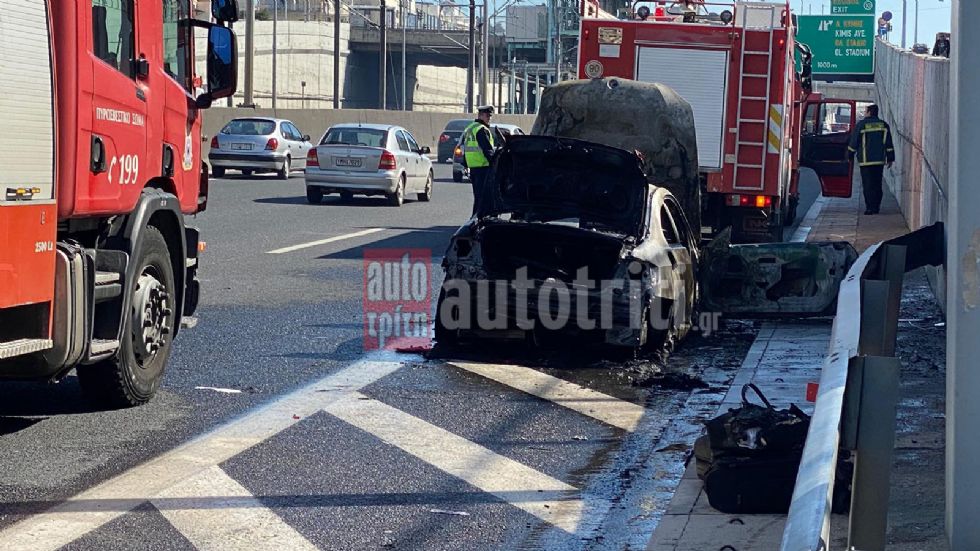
{"left": 0, "top": 164, "right": 821, "bottom": 550}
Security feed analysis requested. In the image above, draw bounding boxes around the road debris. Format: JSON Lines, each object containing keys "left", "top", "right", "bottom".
{"left": 428, "top": 509, "right": 470, "bottom": 517}
{"left": 194, "top": 386, "right": 242, "bottom": 394}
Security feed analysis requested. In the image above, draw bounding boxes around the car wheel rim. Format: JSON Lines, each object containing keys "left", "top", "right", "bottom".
{"left": 131, "top": 271, "right": 171, "bottom": 369}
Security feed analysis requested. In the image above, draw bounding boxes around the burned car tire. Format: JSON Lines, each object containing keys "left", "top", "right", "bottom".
{"left": 434, "top": 288, "right": 460, "bottom": 346}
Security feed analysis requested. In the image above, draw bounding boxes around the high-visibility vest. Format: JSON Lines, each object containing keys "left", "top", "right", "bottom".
{"left": 462, "top": 121, "right": 493, "bottom": 168}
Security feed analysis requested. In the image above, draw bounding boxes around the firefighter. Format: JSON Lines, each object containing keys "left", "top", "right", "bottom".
{"left": 848, "top": 104, "right": 895, "bottom": 215}
{"left": 463, "top": 106, "right": 496, "bottom": 215}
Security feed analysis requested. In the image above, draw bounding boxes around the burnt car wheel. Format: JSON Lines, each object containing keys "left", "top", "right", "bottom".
{"left": 434, "top": 288, "right": 460, "bottom": 346}
{"left": 647, "top": 299, "right": 678, "bottom": 353}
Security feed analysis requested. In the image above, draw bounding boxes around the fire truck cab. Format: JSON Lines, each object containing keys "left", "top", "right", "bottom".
{"left": 578, "top": 1, "right": 857, "bottom": 242}
{"left": 0, "top": 0, "right": 239, "bottom": 406}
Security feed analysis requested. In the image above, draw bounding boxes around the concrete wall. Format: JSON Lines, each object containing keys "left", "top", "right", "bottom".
{"left": 874, "top": 38, "right": 949, "bottom": 302}
{"left": 221, "top": 20, "right": 475, "bottom": 110}
{"left": 203, "top": 108, "right": 537, "bottom": 150}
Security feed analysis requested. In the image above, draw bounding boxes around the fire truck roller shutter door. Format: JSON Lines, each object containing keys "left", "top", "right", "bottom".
{"left": 635, "top": 46, "right": 729, "bottom": 170}
{"left": 0, "top": 0, "right": 56, "bottom": 202}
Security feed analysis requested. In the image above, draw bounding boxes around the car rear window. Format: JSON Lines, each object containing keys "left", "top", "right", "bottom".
{"left": 444, "top": 119, "right": 471, "bottom": 131}
{"left": 221, "top": 119, "right": 275, "bottom": 135}
{"left": 321, "top": 128, "right": 387, "bottom": 147}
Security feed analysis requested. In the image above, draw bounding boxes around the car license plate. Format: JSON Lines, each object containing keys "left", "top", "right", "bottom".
{"left": 335, "top": 158, "right": 362, "bottom": 167}
{"left": 231, "top": 143, "right": 253, "bottom": 151}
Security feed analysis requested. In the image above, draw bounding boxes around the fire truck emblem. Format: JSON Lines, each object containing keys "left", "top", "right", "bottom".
{"left": 584, "top": 60, "right": 604, "bottom": 79}
{"left": 183, "top": 130, "right": 194, "bottom": 171}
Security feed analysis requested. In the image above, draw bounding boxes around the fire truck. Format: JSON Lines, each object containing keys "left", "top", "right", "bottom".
{"left": 578, "top": 0, "right": 857, "bottom": 242}
{"left": 0, "top": 1, "right": 239, "bottom": 406}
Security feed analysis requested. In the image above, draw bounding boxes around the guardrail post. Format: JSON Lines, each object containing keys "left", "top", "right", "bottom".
{"left": 858, "top": 245, "right": 906, "bottom": 357}
{"left": 847, "top": 355, "right": 903, "bottom": 551}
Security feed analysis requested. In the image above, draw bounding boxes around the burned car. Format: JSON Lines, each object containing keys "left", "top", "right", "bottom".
{"left": 435, "top": 136, "right": 698, "bottom": 350}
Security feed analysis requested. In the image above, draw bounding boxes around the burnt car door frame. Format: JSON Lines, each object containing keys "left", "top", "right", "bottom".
{"left": 799, "top": 99, "right": 858, "bottom": 198}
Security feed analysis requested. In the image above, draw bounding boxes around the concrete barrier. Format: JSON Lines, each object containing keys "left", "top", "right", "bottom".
{"left": 874, "top": 38, "right": 949, "bottom": 303}
{"left": 203, "top": 108, "right": 537, "bottom": 156}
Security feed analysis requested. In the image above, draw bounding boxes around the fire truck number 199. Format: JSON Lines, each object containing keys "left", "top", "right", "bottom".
{"left": 108, "top": 154, "right": 140, "bottom": 185}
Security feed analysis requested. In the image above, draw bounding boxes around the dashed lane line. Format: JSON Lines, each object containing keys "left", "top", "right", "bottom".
{"left": 0, "top": 356, "right": 404, "bottom": 551}
{"left": 450, "top": 361, "right": 646, "bottom": 432}
{"left": 265, "top": 227, "right": 385, "bottom": 254}
{"left": 322, "top": 391, "right": 585, "bottom": 534}
{"left": 154, "top": 466, "right": 319, "bottom": 551}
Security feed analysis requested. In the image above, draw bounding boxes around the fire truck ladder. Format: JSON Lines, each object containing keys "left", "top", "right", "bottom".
{"left": 733, "top": 3, "right": 779, "bottom": 191}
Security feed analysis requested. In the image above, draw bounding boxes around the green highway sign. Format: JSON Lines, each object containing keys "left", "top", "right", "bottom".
{"left": 830, "top": 0, "right": 875, "bottom": 15}
{"left": 796, "top": 15, "right": 875, "bottom": 76}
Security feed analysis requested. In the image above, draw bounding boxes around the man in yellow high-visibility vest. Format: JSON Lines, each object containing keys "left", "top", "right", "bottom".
{"left": 462, "top": 106, "right": 496, "bottom": 214}
{"left": 848, "top": 104, "right": 895, "bottom": 215}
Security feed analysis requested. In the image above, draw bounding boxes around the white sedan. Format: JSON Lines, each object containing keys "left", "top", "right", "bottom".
{"left": 304, "top": 124, "right": 434, "bottom": 207}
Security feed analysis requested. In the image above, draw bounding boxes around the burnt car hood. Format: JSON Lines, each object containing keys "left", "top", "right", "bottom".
{"left": 477, "top": 136, "right": 648, "bottom": 237}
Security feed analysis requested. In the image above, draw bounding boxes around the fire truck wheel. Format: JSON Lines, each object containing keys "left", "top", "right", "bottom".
{"left": 78, "top": 226, "right": 176, "bottom": 408}
{"left": 212, "top": 166, "right": 225, "bottom": 178}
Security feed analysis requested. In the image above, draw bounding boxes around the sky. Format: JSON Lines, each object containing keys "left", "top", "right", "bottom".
{"left": 791, "top": 0, "right": 952, "bottom": 46}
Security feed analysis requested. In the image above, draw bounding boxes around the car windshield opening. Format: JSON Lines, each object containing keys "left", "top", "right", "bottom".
{"left": 321, "top": 128, "right": 387, "bottom": 147}
{"left": 221, "top": 119, "right": 275, "bottom": 135}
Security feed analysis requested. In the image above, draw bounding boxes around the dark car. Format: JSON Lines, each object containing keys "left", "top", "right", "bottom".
{"left": 437, "top": 119, "right": 472, "bottom": 163}
{"left": 435, "top": 136, "right": 699, "bottom": 351}
{"left": 453, "top": 124, "right": 525, "bottom": 183}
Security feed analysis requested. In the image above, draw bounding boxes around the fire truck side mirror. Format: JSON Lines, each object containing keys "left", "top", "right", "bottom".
{"left": 198, "top": 24, "right": 238, "bottom": 109}
{"left": 211, "top": 0, "right": 240, "bottom": 23}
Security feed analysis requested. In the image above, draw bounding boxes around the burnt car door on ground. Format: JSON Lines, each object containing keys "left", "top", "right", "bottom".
{"left": 800, "top": 100, "right": 858, "bottom": 198}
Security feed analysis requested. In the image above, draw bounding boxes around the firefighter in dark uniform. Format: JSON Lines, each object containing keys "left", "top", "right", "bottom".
{"left": 848, "top": 104, "right": 895, "bottom": 215}
{"left": 462, "top": 106, "right": 496, "bottom": 215}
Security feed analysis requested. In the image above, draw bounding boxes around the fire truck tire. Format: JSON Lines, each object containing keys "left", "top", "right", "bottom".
{"left": 77, "top": 226, "right": 176, "bottom": 408}
{"left": 277, "top": 156, "right": 290, "bottom": 180}
{"left": 212, "top": 166, "right": 225, "bottom": 178}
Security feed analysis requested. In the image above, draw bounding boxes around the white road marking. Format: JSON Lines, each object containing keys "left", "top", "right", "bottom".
{"left": 0, "top": 356, "right": 403, "bottom": 551}
{"left": 323, "top": 392, "right": 584, "bottom": 534}
{"left": 450, "top": 361, "right": 646, "bottom": 432}
{"left": 790, "top": 195, "right": 829, "bottom": 243}
{"left": 154, "top": 466, "right": 318, "bottom": 551}
{"left": 266, "top": 227, "right": 385, "bottom": 254}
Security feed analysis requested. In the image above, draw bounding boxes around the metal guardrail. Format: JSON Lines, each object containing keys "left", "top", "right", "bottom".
{"left": 780, "top": 222, "right": 944, "bottom": 551}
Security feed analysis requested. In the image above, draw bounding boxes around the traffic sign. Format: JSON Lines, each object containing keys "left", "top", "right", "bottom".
{"left": 797, "top": 15, "right": 876, "bottom": 76}
{"left": 830, "top": 0, "right": 875, "bottom": 15}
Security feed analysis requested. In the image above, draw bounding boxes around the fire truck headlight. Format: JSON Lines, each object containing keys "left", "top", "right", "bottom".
{"left": 720, "top": 10, "right": 733, "bottom": 24}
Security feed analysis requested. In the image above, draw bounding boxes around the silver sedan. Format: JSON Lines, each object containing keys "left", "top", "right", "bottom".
{"left": 304, "top": 124, "right": 434, "bottom": 207}
{"left": 209, "top": 117, "right": 313, "bottom": 179}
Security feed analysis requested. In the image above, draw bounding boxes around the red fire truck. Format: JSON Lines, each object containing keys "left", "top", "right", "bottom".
{"left": 578, "top": 1, "right": 856, "bottom": 242}
{"left": 0, "top": 1, "right": 239, "bottom": 406}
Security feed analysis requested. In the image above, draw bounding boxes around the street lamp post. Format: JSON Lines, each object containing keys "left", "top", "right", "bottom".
{"left": 379, "top": 0, "right": 387, "bottom": 109}
{"left": 402, "top": 0, "right": 407, "bottom": 110}
{"left": 902, "top": 0, "right": 907, "bottom": 48}
{"left": 272, "top": 0, "right": 278, "bottom": 111}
